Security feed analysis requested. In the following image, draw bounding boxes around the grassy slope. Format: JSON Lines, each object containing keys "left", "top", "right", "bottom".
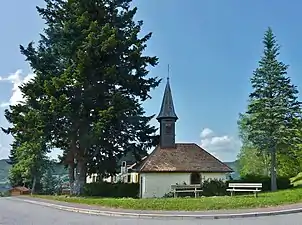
{"left": 34, "top": 187, "right": 302, "bottom": 211}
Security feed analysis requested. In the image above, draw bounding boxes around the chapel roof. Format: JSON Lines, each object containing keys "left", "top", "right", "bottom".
{"left": 137, "top": 143, "right": 233, "bottom": 173}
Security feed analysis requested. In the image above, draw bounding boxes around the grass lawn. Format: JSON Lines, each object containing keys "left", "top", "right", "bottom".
{"left": 32, "top": 187, "right": 302, "bottom": 211}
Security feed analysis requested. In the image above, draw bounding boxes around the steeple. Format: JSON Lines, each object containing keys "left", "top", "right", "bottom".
{"left": 157, "top": 77, "right": 178, "bottom": 148}
{"left": 156, "top": 78, "right": 178, "bottom": 120}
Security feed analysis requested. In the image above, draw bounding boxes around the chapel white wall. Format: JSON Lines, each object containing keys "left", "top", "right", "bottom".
{"left": 140, "top": 173, "right": 189, "bottom": 198}
{"left": 140, "top": 172, "right": 228, "bottom": 198}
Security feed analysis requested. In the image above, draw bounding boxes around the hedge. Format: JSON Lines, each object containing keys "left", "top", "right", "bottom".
{"left": 199, "top": 175, "right": 292, "bottom": 197}
{"left": 83, "top": 182, "right": 139, "bottom": 198}
{"left": 83, "top": 175, "right": 291, "bottom": 198}
{"left": 230, "top": 174, "right": 292, "bottom": 191}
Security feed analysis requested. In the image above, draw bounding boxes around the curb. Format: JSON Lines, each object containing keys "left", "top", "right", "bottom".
{"left": 12, "top": 198, "right": 302, "bottom": 220}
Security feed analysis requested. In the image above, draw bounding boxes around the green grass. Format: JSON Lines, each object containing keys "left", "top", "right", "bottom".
{"left": 33, "top": 187, "right": 302, "bottom": 211}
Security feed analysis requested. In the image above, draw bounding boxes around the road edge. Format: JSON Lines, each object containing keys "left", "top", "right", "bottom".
{"left": 11, "top": 197, "right": 302, "bottom": 220}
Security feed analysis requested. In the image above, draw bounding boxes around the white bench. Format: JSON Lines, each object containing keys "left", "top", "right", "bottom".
{"left": 227, "top": 183, "right": 262, "bottom": 197}
{"left": 171, "top": 184, "right": 202, "bottom": 198}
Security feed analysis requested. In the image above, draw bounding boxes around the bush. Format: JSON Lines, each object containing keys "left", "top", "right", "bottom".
{"left": 232, "top": 174, "right": 292, "bottom": 191}
{"left": 202, "top": 179, "right": 228, "bottom": 196}
{"left": 163, "top": 191, "right": 174, "bottom": 198}
{"left": 83, "top": 182, "right": 139, "bottom": 198}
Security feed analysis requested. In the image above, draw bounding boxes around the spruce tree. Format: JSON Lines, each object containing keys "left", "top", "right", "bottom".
{"left": 7, "top": 0, "right": 160, "bottom": 194}
{"left": 244, "top": 27, "right": 301, "bottom": 191}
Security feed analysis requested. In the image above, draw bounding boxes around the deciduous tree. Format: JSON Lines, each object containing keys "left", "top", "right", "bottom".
{"left": 3, "top": 104, "right": 50, "bottom": 192}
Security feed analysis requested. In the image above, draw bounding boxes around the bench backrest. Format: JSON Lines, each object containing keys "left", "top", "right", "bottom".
{"left": 228, "top": 183, "right": 262, "bottom": 188}
{"left": 171, "top": 184, "right": 200, "bottom": 190}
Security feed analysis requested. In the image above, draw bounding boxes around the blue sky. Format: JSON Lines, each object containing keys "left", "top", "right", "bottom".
{"left": 1, "top": 0, "right": 302, "bottom": 162}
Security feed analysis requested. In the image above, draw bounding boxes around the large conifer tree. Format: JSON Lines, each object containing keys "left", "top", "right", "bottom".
{"left": 4, "top": 0, "right": 160, "bottom": 194}
{"left": 244, "top": 27, "right": 301, "bottom": 191}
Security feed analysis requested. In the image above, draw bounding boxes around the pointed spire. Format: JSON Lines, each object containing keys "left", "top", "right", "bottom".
{"left": 157, "top": 77, "right": 178, "bottom": 120}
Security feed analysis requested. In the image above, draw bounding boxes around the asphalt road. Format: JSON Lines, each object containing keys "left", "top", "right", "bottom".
{"left": 1, "top": 197, "right": 302, "bottom": 225}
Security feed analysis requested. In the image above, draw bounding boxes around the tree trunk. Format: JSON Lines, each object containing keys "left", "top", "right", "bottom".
{"left": 68, "top": 163, "right": 75, "bottom": 195}
{"left": 31, "top": 176, "right": 37, "bottom": 195}
{"left": 73, "top": 160, "right": 86, "bottom": 196}
{"left": 68, "top": 136, "right": 77, "bottom": 195}
{"left": 270, "top": 149, "right": 277, "bottom": 191}
{"left": 263, "top": 152, "right": 270, "bottom": 176}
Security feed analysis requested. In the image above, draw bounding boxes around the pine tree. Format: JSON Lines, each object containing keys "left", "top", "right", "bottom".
{"left": 13, "top": 0, "right": 160, "bottom": 195}
{"left": 244, "top": 27, "right": 302, "bottom": 191}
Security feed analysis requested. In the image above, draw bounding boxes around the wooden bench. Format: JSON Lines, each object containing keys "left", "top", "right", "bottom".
{"left": 171, "top": 184, "right": 202, "bottom": 198}
{"left": 227, "top": 183, "right": 262, "bottom": 197}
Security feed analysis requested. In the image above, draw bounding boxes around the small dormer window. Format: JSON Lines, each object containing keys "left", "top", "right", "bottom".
{"left": 122, "top": 161, "right": 126, "bottom": 167}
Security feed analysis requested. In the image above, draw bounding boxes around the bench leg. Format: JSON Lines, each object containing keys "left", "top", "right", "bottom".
{"left": 254, "top": 191, "right": 258, "bottom": 198}
{"left": 230, "top": 191, "right": 233, "bottom": 197}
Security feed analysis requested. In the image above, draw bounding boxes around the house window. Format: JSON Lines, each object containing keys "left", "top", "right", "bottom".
{"left": 190, "top": 173, "right": 201, "bottom": 184}
{"left": 122, "top": 161, "right": 126, "bottom": 167}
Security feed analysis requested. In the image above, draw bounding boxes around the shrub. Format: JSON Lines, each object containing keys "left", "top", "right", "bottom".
{"left": 232, "top": 174, "right": 292, "bottom": 191}
{"left": 201, "top": 179, "right": 228, "bottom": 196}
{"left": 162, "top": 192, "right": 174, "bottom": 198}
{"left": 83, "top": 182, "right": 139, "bottom": 198}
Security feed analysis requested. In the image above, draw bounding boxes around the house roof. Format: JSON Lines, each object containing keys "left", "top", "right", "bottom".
{"left": 137, "top": 143, "right": 233, "bottom": 173}
{"left": 11, "top": 186, "right": 30, "bottom": 192}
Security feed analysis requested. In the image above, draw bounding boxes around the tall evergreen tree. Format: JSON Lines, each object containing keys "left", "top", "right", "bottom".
{"left": 11, "top": 0, "right": 160, "bottom": 194}
{"left": 244, "top": 27, "right": 302, "bottom": 191}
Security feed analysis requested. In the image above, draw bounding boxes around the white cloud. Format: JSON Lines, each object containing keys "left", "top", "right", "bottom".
{"left": 0, "top": 69, "right": 36, "bottom": 107}
{"left": 200, "top": 128, "right": 214, "bottom": 138}
{"left": 200, "top": 128, "right": 241, "bottom": 162}
{"left": 0, "top": 70, "right": 37, "bottom": 160}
